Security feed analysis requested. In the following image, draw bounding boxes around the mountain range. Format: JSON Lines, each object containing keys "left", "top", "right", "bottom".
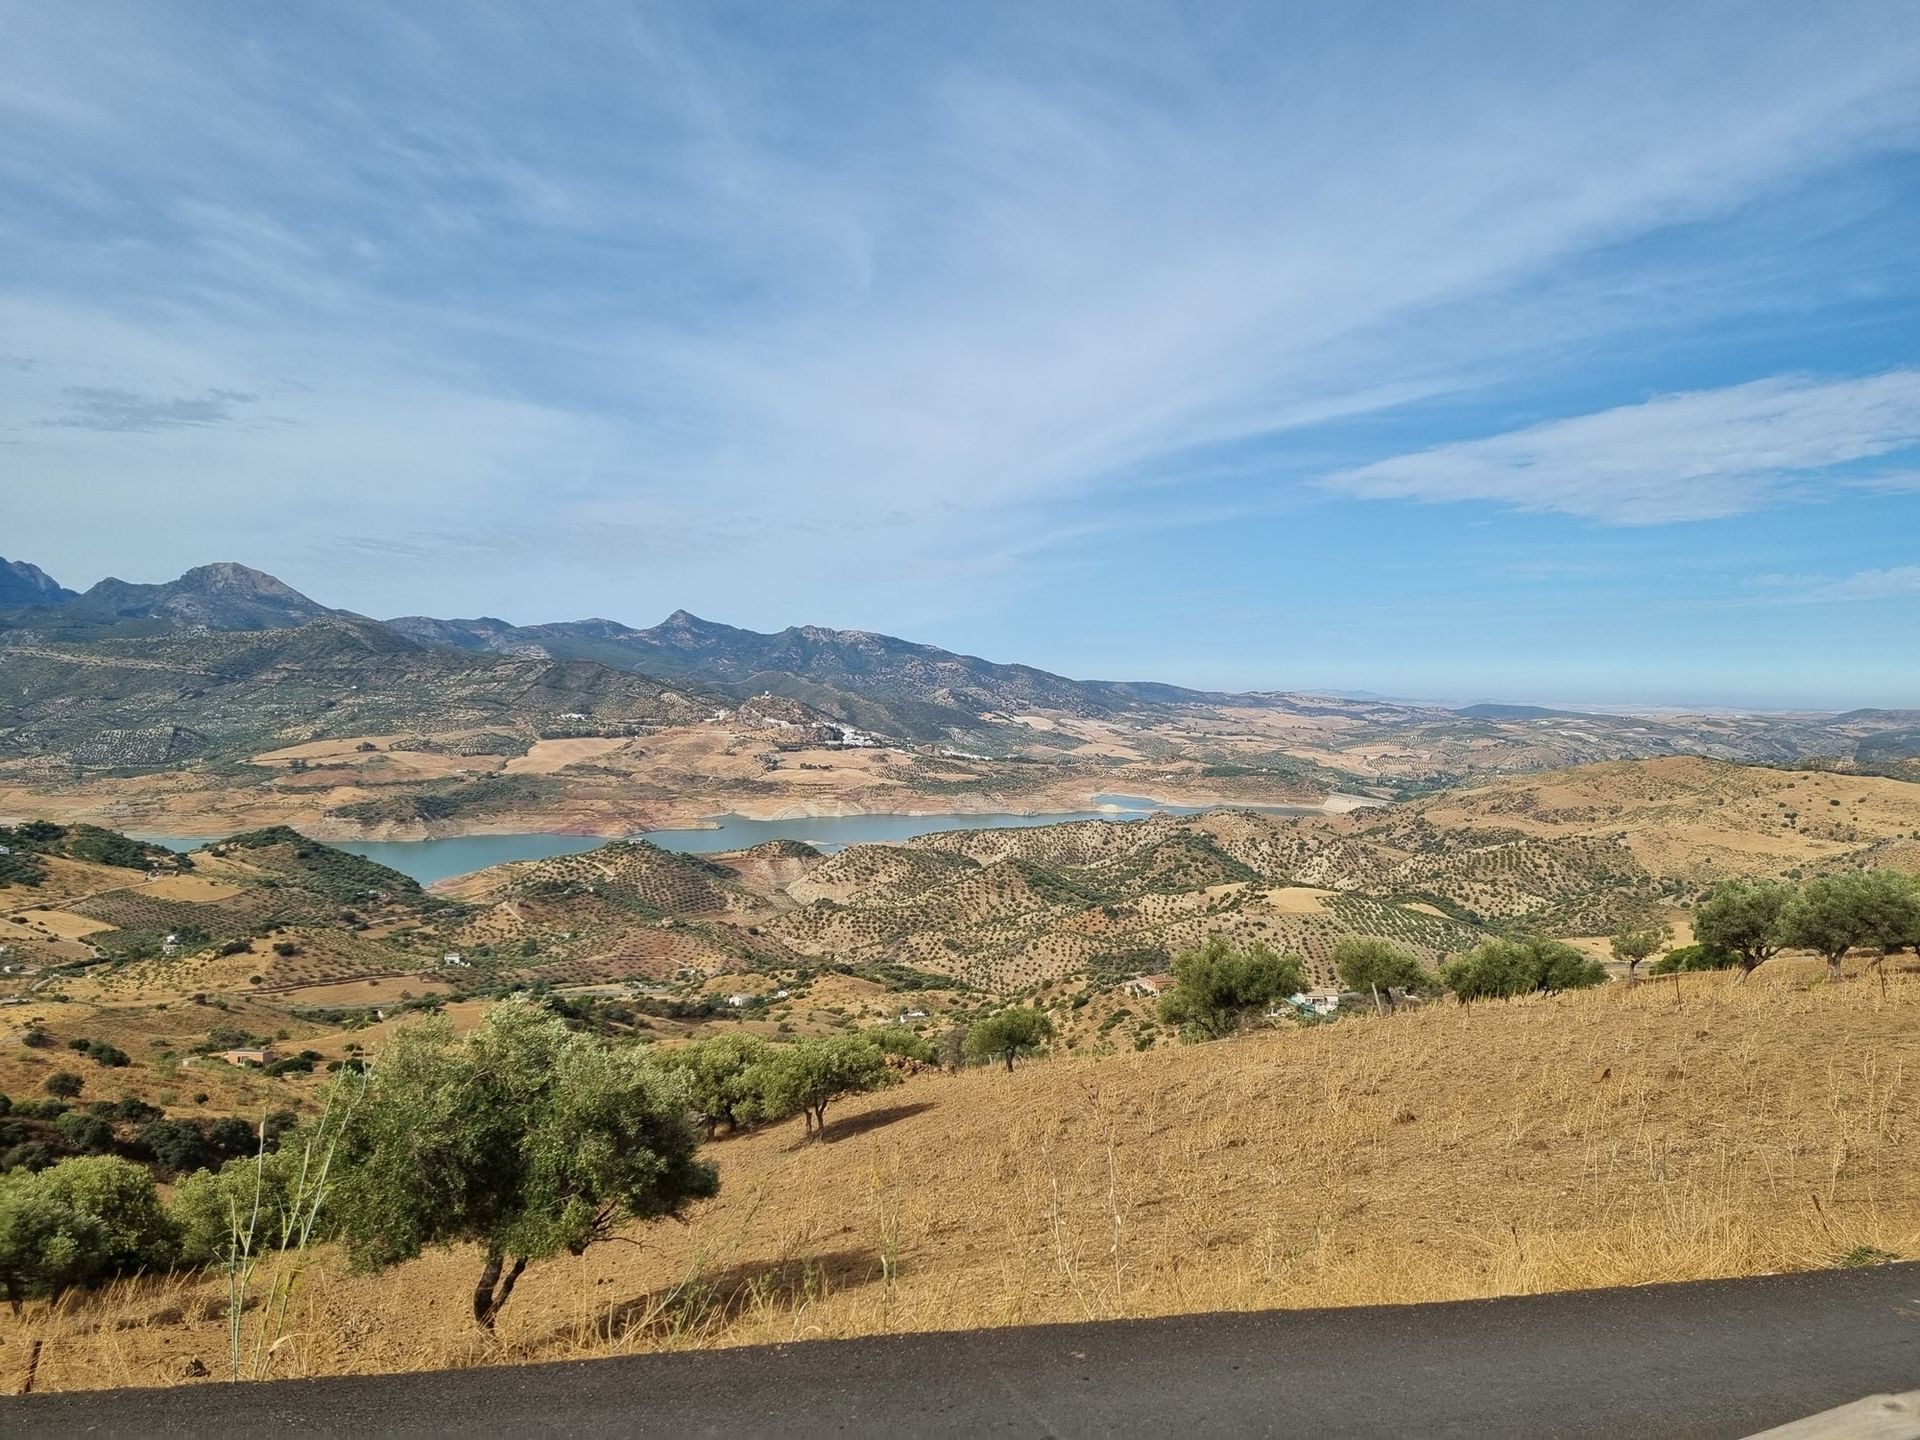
{"left": 0, "top": 558, "right": 1211, "bottom": 741}
{"left": 3, "top": 557, "right": 1918, "bottom": 811}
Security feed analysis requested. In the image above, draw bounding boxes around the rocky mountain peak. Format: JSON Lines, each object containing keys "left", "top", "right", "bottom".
{"left": 0, "top": 556, "right": 77, "bottom": 608}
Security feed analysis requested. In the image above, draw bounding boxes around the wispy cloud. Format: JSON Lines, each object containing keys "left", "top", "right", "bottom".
{"left": 44, "top": 385, "right": 261, "bottom": 432}
{"left": 2, "top": 3, "right": 1919, "bottom": 632}
{"left": 1749, "top": 565, "right": 1920, "bottom": 603}
{"left": 1321, "top": 371, "right": 1920, "bottom": 523}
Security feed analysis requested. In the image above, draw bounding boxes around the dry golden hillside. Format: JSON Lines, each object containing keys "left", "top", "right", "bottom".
{"left": 12, "top": 967, "right": 1917, "bottom": 1394}
{"left": 1386, "top": 756, "right": 1920, "bottom": 880}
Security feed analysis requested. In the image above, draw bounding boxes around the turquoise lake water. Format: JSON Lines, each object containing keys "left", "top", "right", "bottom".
{"left": 134, "top": 794, "right": 1336, "bottom": 887}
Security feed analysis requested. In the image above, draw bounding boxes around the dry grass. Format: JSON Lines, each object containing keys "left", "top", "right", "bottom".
{"left": 8, "top": 969, "right": 1918, "bottom": 1393}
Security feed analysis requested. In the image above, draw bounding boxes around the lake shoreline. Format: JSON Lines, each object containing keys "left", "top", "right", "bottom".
{"left": 126, "top": 790, "right": 1388, "bottom": 887}
{"left": 121, "top": 788, "right": 1383, "bottom": 845}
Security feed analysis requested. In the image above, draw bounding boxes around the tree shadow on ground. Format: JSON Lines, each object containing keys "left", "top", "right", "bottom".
{"left": 562, "top": 1248, "right": 883, "bottom": 1346}
{"left": 812, "top": 1100, "right": 936, "bottom": 1146}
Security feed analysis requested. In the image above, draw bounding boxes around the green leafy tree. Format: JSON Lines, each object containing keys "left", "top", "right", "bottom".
{"left": 1329, "top": 937, "right": 1428, "bottom": 1011}
{"left": 0, "top": 1183, "right": 109, "bottom": 1311}
{"left": 864, "top": 1025, "right": 938, "bottom": 1064}
{"left": 43, "top": 1071, "right": 83, "bottom": 1099}
{"left": 1779, "top": 872, "right": 1919, "bottom": 981}
{"left": 938, "top": 1023, "right": 970, "bottom": 1071}
{"left": 1, "top": 1142, "right": 54, "bottom": 1175}
{"left": 34, "top": 1155, "right": 178, "bottom": 1271}
{"left": 53, "top": 1111, "right": 114, "bottom": 1154}
{"left": 963, "top": 1009, "right": 1055, "bottom": 1071}
{"left": 1692, "top": 880, "right": 1793, "bottom": 975}
{"left": 207, "top": 1116, "right": 260, "bottom": 1161}
{"left": 658, "top": 1034, "right": 774, "bottom": 1137}
{"left": 169, "top": 1147, "right": 313, "bottom": 1267}
{"left": 1440, "top": 936, "right": 1607, "bottom": 1001}
{"left": 1158, "top": 937, "right": 1307, "bottom": 1038}
{"left": 1648, "top": 943, "right": 1740, "bottom": 975}
{"left": 328, "top": 1004, "right": 717, "bottom": 1330}
{"left": 1609, "top": 923, "right": 1672, "bottom": 984}
{"left": 753, "top": 1036, "right": 900, "bottom": 1137}
{"left": 0, "top": 1155, "right": 177, "bottom": 1309}
{"left": 139, "top": 1118, "right": 215, "bottom": 1174}
{"left": 1852, "top": 870, "right": 1920, "bottom": 965}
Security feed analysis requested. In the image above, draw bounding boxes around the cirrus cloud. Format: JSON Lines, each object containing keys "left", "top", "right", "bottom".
{"left": 1321, "top": 370, "right": 1920, "bottom": 524}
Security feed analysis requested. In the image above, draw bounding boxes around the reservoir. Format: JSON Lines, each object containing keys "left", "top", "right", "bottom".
{"left": 136, "top": 794, "right": 1341, "bottom": 887}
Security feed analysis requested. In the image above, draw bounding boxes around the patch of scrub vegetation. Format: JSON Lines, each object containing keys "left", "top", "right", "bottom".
{"left": 0, "top": 821, "right": 188, "bottom": 889}
{"left": 211, "top": 828, "right": 428, "bottom": 902}
{"left": 324, "top": 774, "right": 563, "bottom": 827}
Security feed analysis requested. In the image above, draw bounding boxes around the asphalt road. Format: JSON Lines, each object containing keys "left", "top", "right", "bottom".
{"left": 8, "top": 1265, "right": 1919, "bottom": 1438}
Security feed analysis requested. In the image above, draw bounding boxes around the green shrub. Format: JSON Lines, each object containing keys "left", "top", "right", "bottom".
{"left": 1648, "top": 943, "right": 1741, "bottom": 975}
{"left": 0, "top": 1155, "right": 178, "bottom": 1306}
{"left": 53, "top": 1112, "right": 114, "bottom": 1154}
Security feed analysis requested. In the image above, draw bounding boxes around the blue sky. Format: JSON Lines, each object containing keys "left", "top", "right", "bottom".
{"left": 4, "top": 2, "right": 1919, "bottom": 708}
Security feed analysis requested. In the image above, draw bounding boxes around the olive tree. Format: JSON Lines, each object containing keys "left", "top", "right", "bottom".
{"left": 1329, "top": 937, "right": 1427, "bottom": 1012}
{"left": 1780, "top": 871, "right": 1920, "bottom": 981}
{"left": 170, "top": 1147, "right": 311, "bottom": 1267}
{"left": 864, "top": 1025, "right": 938, "bottom": 1064}
{"left": 1159, "top": 937, "right": 1307, "bottom": 1039}
{"left": 963, "top": 1009, "right": 1054, "bottom": 1071}
{"left": 1648, "top": 943, "right": 1740, "bottom": 975}
{"left": 1440, "top": 936, "right": 1606, "bottom": 1001}
{"left": 327, "top": 1004, "right": 717, "bottom": 1330}
{"left": 1853, "top": 869, "right": 1920, "bottom": 967}
{"left": 1609, "top": 923, "right": 1671, "bottom": 984}
{"left": 752, "top": 1035, "right": 899, "bottom": 1138}
{"left": 1692, "top": 880, "right": 1792, "bottom": 976}
{"left": 658, "top": 1033, "right": 774, "bottom": 1137}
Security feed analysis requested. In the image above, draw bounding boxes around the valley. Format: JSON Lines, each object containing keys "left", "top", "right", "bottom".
{"left": 5, "top": 559, "right": 1920, "bottom": 1399}
{"left": 6, "top": 754, "right": 1919, "bottom": 1077}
